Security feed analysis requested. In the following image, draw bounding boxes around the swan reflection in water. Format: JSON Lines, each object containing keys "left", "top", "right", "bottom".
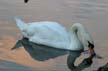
{"left": 11, "top": 37, "right": 95, "bottom": 71}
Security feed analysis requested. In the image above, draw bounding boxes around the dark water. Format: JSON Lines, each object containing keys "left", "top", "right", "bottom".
{"left": 12, "top": 38, "right": 96, "bottom": 71}
{"left": 0, "top": 0, "right": 108, "bottom": 71}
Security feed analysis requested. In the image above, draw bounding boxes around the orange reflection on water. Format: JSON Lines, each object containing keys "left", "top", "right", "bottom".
{"left": 0, "top": 38, "right": 59, "bottom": 69}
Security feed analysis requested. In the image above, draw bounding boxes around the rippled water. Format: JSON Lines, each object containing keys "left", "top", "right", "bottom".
{"left": 0, "top": 0, "right": 108, "bottom": 71}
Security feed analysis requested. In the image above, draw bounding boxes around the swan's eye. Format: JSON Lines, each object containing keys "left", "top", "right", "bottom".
{"left": 88, "top": 41, "right": 94, "bottom": 48}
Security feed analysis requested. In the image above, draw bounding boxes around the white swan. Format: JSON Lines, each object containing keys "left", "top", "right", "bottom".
{"left": 14, "top": 17, "right": 95, "bottom": 55}
{"left": 13, "top": 17, "right": 97, "bottom": 70}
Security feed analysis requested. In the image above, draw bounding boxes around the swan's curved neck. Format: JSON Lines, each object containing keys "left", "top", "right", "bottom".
{"left": 70, "top": 23, "right": 93, "bottom": 48}
{"left": 70, "top": 23, "right": 84, "bottom": 43}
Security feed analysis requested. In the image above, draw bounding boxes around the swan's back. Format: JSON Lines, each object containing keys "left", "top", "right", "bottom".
{"left": 28, "top": 21, "right": 68, "bottom": 36}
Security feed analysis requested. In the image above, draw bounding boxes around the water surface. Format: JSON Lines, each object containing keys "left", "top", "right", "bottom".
{"left": 0, "top": 0, "right": 108, "bottom": 71}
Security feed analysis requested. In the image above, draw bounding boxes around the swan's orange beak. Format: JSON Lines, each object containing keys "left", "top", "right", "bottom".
{"left": 89, "top": 47, "right": 96, "bottom": 59}
{"left": 89, "top": 47, "right": 95, "bottom": 55}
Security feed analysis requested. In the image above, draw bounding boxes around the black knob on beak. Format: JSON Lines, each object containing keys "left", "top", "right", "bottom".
{"left": 88, "top": 41, "right": 94, "bottom": 49}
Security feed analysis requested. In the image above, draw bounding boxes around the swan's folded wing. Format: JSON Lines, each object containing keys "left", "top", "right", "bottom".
{"left": 29, "top": 22, "right": 70, "bottom": 49}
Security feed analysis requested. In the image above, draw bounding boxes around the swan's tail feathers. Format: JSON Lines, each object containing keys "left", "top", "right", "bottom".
{"left": 14, "top": 17, "right": 28, "bottom": 31}
{"left": 11, "top": 40, "right": 22, "bottom": 50}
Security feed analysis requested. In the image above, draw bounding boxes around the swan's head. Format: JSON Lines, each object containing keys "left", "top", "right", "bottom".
{"left": 82, "top": 31, "right": 94, "bottom": 49}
